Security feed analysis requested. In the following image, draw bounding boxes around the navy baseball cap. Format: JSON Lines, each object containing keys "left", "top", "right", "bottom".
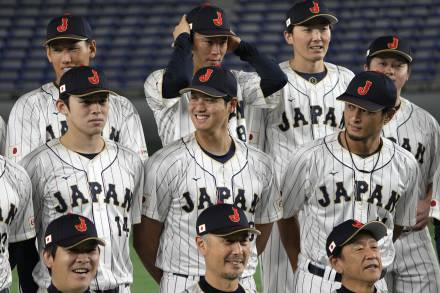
{"left": 44, "top": 214, "right": 105, "bottom": 250}
{"left": 187, "top": 4, "right": 234, "bottom": 37}
{"left": 337, "top": 71, "right": 397, "bottom": 112}
{"left": 285, "top": 0, "right": 338, "bottom": 30}
{"left": 366, "top": 35, "right": 412, "bottom": 63}
{"left": 45, "top": 14, "right": 93, "bottom": 45}
{"left": 59, "top": 66, "right": 116, "bottom": 100}
{"left": 326, "top": 219, "right": 387, "bottom": 257}
{"left": 180, "top": 66, "right": 237, "bottom": 99}
{"left": 196, "top": 204, "right": 260, "bottom": 237}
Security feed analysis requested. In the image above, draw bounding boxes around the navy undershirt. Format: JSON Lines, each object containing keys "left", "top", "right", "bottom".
{"left": 76, "top": 152, "right": 99, "bottom": 160}
{"left": 294, "top": 69, "right": 327, "bottom": 84}
{"left": 48, "top": 283, "right": 90, "bottom": 293}
{"left": 337, "top": 285, "right": 377, "bottom": 292}
{"left": 201, "top": 141, "right": 236, "bottom": 164}
{"left": 198, "top": 276, "right": 245, "bottom": 293}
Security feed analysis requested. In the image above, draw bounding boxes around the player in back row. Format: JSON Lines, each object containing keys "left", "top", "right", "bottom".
{"left": 144, "top": 3, "right": 287, "bottom": 146}
{"left": 6, "top": 14, "right": 148, "bottom": 163}
{"left": 19, "top": 66, "right": 145, "bottom": 292}
{"left": 364, "top": 36, "right": 440, "bottom": 292}
{"left": 134, "top": 66, "right": 281, "bottom": 293}
{"left": 0, "top": 115, "right": 5, "bottom": 155}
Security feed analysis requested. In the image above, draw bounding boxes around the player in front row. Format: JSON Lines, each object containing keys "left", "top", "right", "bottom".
{"left": 278, "top": 71, "right": 420, "bottom": 292}
{"left": 144, "top": 3, "right": 287, "bottom": 146}
{"left": 6, "top": 14, "right": 148, "bottom": 163}
{"left": 20, "top": 66, "right": 144, "bottom": 292}
{"left": 134, "top": 66, "right": 281, "bottom": 293}
{"left": 253, "top": 2, "right": 355, "bottom": 292}
{"left": 363, "top": 35, "right": 440, "bottom": 293}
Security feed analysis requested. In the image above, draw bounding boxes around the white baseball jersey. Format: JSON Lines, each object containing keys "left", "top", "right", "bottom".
{"left": 0, "top": 116, "right": 5, "bottom": 156}
{"left": 143, "top": 133, "right": 281, "bottom": 287}
{"left": 6, "top": 82, "right": 148, "bottom": 162}
{"left": 255, "top": 61, "right": 354, "bottom": 293}
{"left": 382, "top": 97, "right": 440, "bottom": 293}
{"left": 0, "top": 156, "right": 35, "bottom": 290}
{"left": 144, "top": 69, "right": 279, "bottom": 146}
{"left": 281, "top": 132, "right": 419, "bottom": 292}
{"left": 19, "top": 139, "right": 144, "bottom": 291}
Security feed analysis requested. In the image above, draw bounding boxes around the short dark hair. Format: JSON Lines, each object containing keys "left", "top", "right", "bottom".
{"left": 44, "top": 245, "right": 58, "bottom": 275}
{"left": 286, "top": 18, "right": 332, "bottom": 34}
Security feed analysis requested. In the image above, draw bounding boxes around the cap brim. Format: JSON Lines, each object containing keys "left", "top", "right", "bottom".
{"left": 213, "top": 227, "right": 261, "bottom": 237}
{"left": 337, "top": 95, "right": 385, "bottom": 112}
{"left": 341, "top": 221, "right": 388, "bottom": 246}
{"left": 367, "top": 49, "right": 412, "bottom": 63}
{"left": 179, "top": 86, "right": 228, "bottom": 98}
{"left": 57, "top": 236, "right": 106, "bottom": 250}
{"left": 197, "top": 30, "right": 236, "bottom": 37}
{"left": 68, "top": 89, "right": 118, "bottom": 99}
{"left": 293, "top": 14, "right": 338, "bottom": 26}
{"left": 44, "top": 35, "right": 88, "bottom": 46}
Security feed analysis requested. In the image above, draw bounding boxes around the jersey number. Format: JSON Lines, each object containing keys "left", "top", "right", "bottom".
{"left": 115, "top": 216, "right": 130, "bottom": 236}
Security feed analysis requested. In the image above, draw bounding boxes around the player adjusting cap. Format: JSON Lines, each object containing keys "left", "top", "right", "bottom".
{"left": 196, "top": 204, "right": 261, "bottom": 237}
{"left": 336, "top": 71, "right": 397, "bottom": 112}
{"left": 186, "top": 3, "right": 235, "bottom": 37}
{"left": 285, "top": 0, "right": 338, "bottom": 30}
{"left": 59, "top": 66, "right": 116, "bottom": 100}
{"left": 366, "top": 35, "right": 412, "bottom": 63}
{"left": 179, "top": 66, "right": 237, "bottom": 99}
{"left": 45, "top": 14, "right": 93, "bottom": 45}
{"left": 44, "top": 214, "right": 105, "bottom": 250}
{"left": 326, "top": 219, "right": 387, "bottom": 257}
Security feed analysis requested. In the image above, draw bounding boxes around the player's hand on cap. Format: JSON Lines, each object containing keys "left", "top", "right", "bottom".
{"left": 227, "top": 33, "right": 241, "bottom": 53}
{"left": 173, "top": 15, "right": 190, "bottom": 41}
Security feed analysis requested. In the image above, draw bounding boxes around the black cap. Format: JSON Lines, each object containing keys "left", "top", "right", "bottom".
{"left": 366, "top": 35, "right": 412, "bottom": 63}
{"left": 196, "top": 204, "right": 260, "bottom": 237}
{"left": 180, "top": 66, "right": 237, "bottom": 99}
{"left": 45, "top": 14, "right": 93, "bottom": 45}
{"left": 187, "top": 4, "right": 234, "bottom": 37}
{"left": 336, "top": 71, "right": 397, "bottom": 112}
{"left": 285, "top": 0, "right": 338, "bottom": 30}
{"left": 59, "top": 66, "right": 116, "bottom": 100}
{"left": 44, "top": 214, "right": 105, "bottom": 250}
{"left": 326, "top": 219, "right": 387, "bottom": 257}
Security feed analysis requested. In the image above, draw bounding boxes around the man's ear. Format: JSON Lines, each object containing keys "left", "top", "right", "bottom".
{"left": 230, "top": 98, "right": 238, "bottom": 113}
{"left": 56, "top": 98, "right": 68, "bottom": 115}
{"left": 329, "top": 256, "right": 344, "bottom": 274}
{"left": 384, "top": 108, "right": 397, "bottom": 125}
{"left": 284, "top": 30, "right": 294, "bottom": 45}
{"left": 195, "top": 236, "right": 208, "bottom": 256}
{"left": 43, "top": 250, "right": 54, "bottom": 269}
{"left": 88, "top": 40, "right": 97, "bottom": 59}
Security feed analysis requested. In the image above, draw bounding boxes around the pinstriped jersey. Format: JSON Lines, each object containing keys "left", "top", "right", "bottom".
{"left": 6, "top": 82, "right": 148, "bottom": 163}
{"left": 382, "top": 98, "right": 440, "bottom": 196}
{"left": 0, "top": 156, "right": 35, "bottom": 290}
{"left": 281, "top": 132, "right": 419, "bottom": 267}
{"left": 0, "top": 116, "right": 5, "bottom": 155}
{"left": 144, "top": 69, "right": 279, "bottom": 146}
{"left": 143, "top": 133, "right": 282, "bottom": 277}
{"left": 19, "top": 139, "right": 144, "bottom": 291}
{"left": 249, "top": 62, "right": 354, "bottom": 179}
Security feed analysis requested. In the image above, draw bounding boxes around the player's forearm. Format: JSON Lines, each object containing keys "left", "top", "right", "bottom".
{"left": 255, "top": 223, "right": 273, "bottom": 255}
{"left": 233, "top": 41, "right": 287, "bottom": 97}
{"left": 393, "top": 225, "right": 403, "bottom": 242}
{"left": 278, "top": 216, "right": 300, "bottom": 271}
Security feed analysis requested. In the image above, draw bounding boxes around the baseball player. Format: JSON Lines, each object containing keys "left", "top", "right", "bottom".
{"left": 254, "top": 2, "right": 355, "bottom": 292}
{"left": 43, "top": 214, "right": 105, "bottom": 293}
{"left": 6, "top": 14, "right": 148, "bottom": 163}
{"left": 278, "top": 71, "right": 420, "bottom": 292}
{"left": 0, "top": 152, "right": 36, "bottom": 292}
{"left": 430, "top": 167, "right": 440, "bottom": 262}
{"left": 363, "top": 35, "right": 440, "bottom": 292}
{"left": 327, "top": 220, "right": 388, "bottom": 293}
{"left": 19, "top": 66, "right": 144, "bottom": 292}
{"left": 0, "top": 115, "right": 5, "bottom": 155}
{"left": 144, "top": 3, "right": 287, "bottom": 146}
{"left": 134, "top": 66, "right": 282, "bottom": 293}
{"left": 185, "top": 204, "right": 260, "bottom": 293}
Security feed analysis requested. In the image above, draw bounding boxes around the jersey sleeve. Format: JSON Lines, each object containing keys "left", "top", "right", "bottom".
{"left": 0, "top": 116, "right": 5, "bottom": 156}
{"left": 253, "top": 155, "right": 282, "bottom": 224}
{"left": 116, "top": 96, "right": 149, "bottom": 161}
{"left": 281, "top": 146, "right": 312, "bottom": 219}
{"left": 6, "top": 94, "right": 45, "bottom": 163}
{"left": 430, "top": 168, "right": 440, "bottom": 220}
{"left": 8, "top": 163, "right": 36, "bottom": 243}
{"left": 130, "top": 155, "right": 145, "bottom": 225}
{"left": 142, "top": 150, "right": 178, "bottom": 222}
{"left": 394, "top": 160, "right": 420, "bottom": 227}
{"left": 427, "top": 117, "right": 440, "bottom": 184}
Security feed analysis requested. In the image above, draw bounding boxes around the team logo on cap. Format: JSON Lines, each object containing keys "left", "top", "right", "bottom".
{"left": 60, "top": 84, "right": 66, "bottom": 93}
{"left": 229, "top": 207, "right": 240, "bottom": 223}
{"left": 352, "top": 220, "right": 364, "bottom": 228}
{"left": 57, "top": 17, "right": 69, "bottom": 32}
{"left": 357, "top": 80, "right": 372, "bottom": 96}
{"left": 75, "top": 217, "right": 87, "bottom": 232}
{"left": 309, "top": 1, "right": 320, "bottom": 14}
{"left": 328, "top": 241, "right": 336, "bottom": 253}
{"left": 199, "top": 68, "right": 213, "bottom": 82}
{"left": 45, "top": 234, "right": 52, "bottom": 245}
{"left": 88, "top": 69, "right": 100, "bottom": 85}
{"left": 198, "top": 224, "right": 206, "bottom": 234}
{"left": 213, "top": 11, "right": 223, "bottom": 26}
{"left": 387, "top": 37, "right": 399, "bottom": 49}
